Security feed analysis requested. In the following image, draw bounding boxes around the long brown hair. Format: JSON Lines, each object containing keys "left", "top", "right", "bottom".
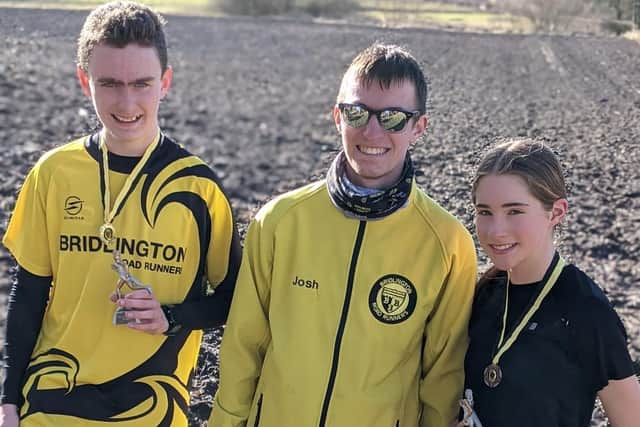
{"left": 472, "top": 138, "right": 567, "bottom": 288}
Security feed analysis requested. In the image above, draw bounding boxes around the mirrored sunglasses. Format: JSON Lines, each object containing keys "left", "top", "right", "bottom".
{"left": 338, "top": 103, "right": 421, "bottom": 132}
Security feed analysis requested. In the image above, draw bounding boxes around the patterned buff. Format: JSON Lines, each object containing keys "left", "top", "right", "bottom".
{"left": 326, "top": 151, "right": 414, "bottom": 220}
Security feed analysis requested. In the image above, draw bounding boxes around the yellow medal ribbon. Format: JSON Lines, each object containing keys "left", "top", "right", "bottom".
{"left": 483, "top": 255, "right": 566, "bottom": 388}
{"left": 98, "top": 130, "right": 161, "bottom": 246}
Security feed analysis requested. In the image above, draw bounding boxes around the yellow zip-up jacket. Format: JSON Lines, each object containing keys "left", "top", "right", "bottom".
{"left": 209, "top": 180, "right": 477, "bottom": 427}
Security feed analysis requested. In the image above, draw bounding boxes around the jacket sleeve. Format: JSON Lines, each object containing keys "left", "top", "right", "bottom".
{"left": 419, "top": 229, "right": 477, "bottom": 427}
{"left": 166, "top": 182, "right": 242, "bottom": 330}
{"left": 208, "top": 213, "right": 273, "bottom": 427}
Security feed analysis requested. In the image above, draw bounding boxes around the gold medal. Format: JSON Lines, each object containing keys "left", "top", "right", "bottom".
{"left": 484, "top": 255, "right": 566, "bottom": 390}
{"left": 98, "top": 130, "right": 161, "bottom": 246}
{"left": 99, "top": 223, "right": 116, "bottom": 246}
{"left": 483, "top": 363, "right": 502, "bottom": 388}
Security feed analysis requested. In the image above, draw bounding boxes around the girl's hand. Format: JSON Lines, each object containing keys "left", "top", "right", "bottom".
{"left": 0, "top": 404, "right": 20, "bottom": 427}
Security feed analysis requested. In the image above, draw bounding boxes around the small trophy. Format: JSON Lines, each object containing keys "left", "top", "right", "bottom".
{"left": 458, "top": 389, "right": 483, "bottom": 427}
{"left": 111, "top": 250, "right": 152, "bottom": 325}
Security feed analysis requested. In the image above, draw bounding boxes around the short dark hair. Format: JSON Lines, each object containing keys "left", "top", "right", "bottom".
{"left": 337, "top": 43, "right": 428, "bottom": 114}
{"left": 77, "top": 1, "right": 168, "bottom": 74}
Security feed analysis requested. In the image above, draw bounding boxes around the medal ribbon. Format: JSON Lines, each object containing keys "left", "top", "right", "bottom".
{"left": 100, "top": 130, "right": 161, "bottom": 240}
{"left": 491, "top": 254, "right": 566, "bottom": 366}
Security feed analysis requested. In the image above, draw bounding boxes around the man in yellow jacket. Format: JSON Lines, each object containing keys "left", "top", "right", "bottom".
{"left": 209, "top": 43, "right": 477, "bottom": 427}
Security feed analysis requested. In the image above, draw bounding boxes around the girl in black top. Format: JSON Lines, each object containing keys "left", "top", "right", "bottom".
{"left": 461, "top": 138, "right": 640, "bottom": 426}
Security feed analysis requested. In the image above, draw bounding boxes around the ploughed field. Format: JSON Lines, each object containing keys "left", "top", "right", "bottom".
{"left": 1, "top": 7, "right": 639, "bottom": 426}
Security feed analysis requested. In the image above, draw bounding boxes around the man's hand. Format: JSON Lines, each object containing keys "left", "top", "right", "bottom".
{"left": 0, "top": 404, "right": 19, "bottom": 427}
{"left": 111, "top": 290, "right": 169, "bottom": 335}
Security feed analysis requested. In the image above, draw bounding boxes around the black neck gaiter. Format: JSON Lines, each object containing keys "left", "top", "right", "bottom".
{"left": 326, "top": 151, "right": 414, "bottom": 220}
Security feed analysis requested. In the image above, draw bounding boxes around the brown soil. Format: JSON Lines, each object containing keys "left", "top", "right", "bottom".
{"left": 1, "top": 7, "right": 638, "bottom": 426}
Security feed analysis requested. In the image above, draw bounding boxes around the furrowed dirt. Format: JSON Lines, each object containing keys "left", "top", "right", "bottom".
{"left": 1, "top": 7, "right": 638, "bottom": 426}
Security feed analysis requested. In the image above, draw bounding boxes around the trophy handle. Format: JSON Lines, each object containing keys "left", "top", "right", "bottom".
{"left": 110, "top": 250, "right": 152, "bottom": 325}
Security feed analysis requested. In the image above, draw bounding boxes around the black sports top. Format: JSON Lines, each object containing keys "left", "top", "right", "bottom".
{"left": 464, "top": 260, "right": 634, "bottom": 427}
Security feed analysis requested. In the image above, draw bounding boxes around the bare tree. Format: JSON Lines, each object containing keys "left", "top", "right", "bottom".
{"left": 212, "top": 0, "right": 295, "bottom": 15}
{"left": 499, "top": 0, "right": 588, "bottom": 31}
{"left": 611, "top": 0, "right": 625, "bottom": 19}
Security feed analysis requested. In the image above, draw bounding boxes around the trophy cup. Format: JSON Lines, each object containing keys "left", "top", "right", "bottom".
{"left": 111, "top": 250, "right": 152, "bottom": 325}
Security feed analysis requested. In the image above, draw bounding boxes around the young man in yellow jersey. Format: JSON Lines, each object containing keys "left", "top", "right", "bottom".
{"left": 209, "top": 43, "right": 477, "bottom": 427}
{"left": 1, "top": 2, "right": 240, "bottom": 426}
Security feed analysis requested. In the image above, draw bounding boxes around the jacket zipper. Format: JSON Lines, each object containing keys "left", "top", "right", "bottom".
{"left": 254, "top": 393, "right": 263, "bottom": 427}
{"left": 318, "top": 221, "right": 367, "bottom": 427}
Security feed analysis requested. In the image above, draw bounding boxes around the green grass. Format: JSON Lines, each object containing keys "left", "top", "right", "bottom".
{"left": 417, "top": 11, "right": 530, "bottom": 32}
{"left": 0, "top": 0, "right": 215, "bottom": 16}
{"left": 355, "top": 0, "right": 530, "bottom": 32}
{"left": 358, "top": 0, "right": 473, "bottom": 13}
{"left": 0, "top": 0, "right": 531, "bottom": 32}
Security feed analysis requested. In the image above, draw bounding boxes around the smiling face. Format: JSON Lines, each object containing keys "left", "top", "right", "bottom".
{"left": 77, "top": 43, "right": 172, "bottom": 155}
{"left": 474, "top": 173, "right": 567, "bottom": 283}
{"left": 333, "top": 77, "right": 427, "bottom": 189}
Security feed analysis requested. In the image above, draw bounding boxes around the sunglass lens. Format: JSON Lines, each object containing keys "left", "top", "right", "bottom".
{"left": 379, "top": 110, "right": 408, "bottom": 132}
{"left": 342, "top": 105, "right": 369, "bottom": 128}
